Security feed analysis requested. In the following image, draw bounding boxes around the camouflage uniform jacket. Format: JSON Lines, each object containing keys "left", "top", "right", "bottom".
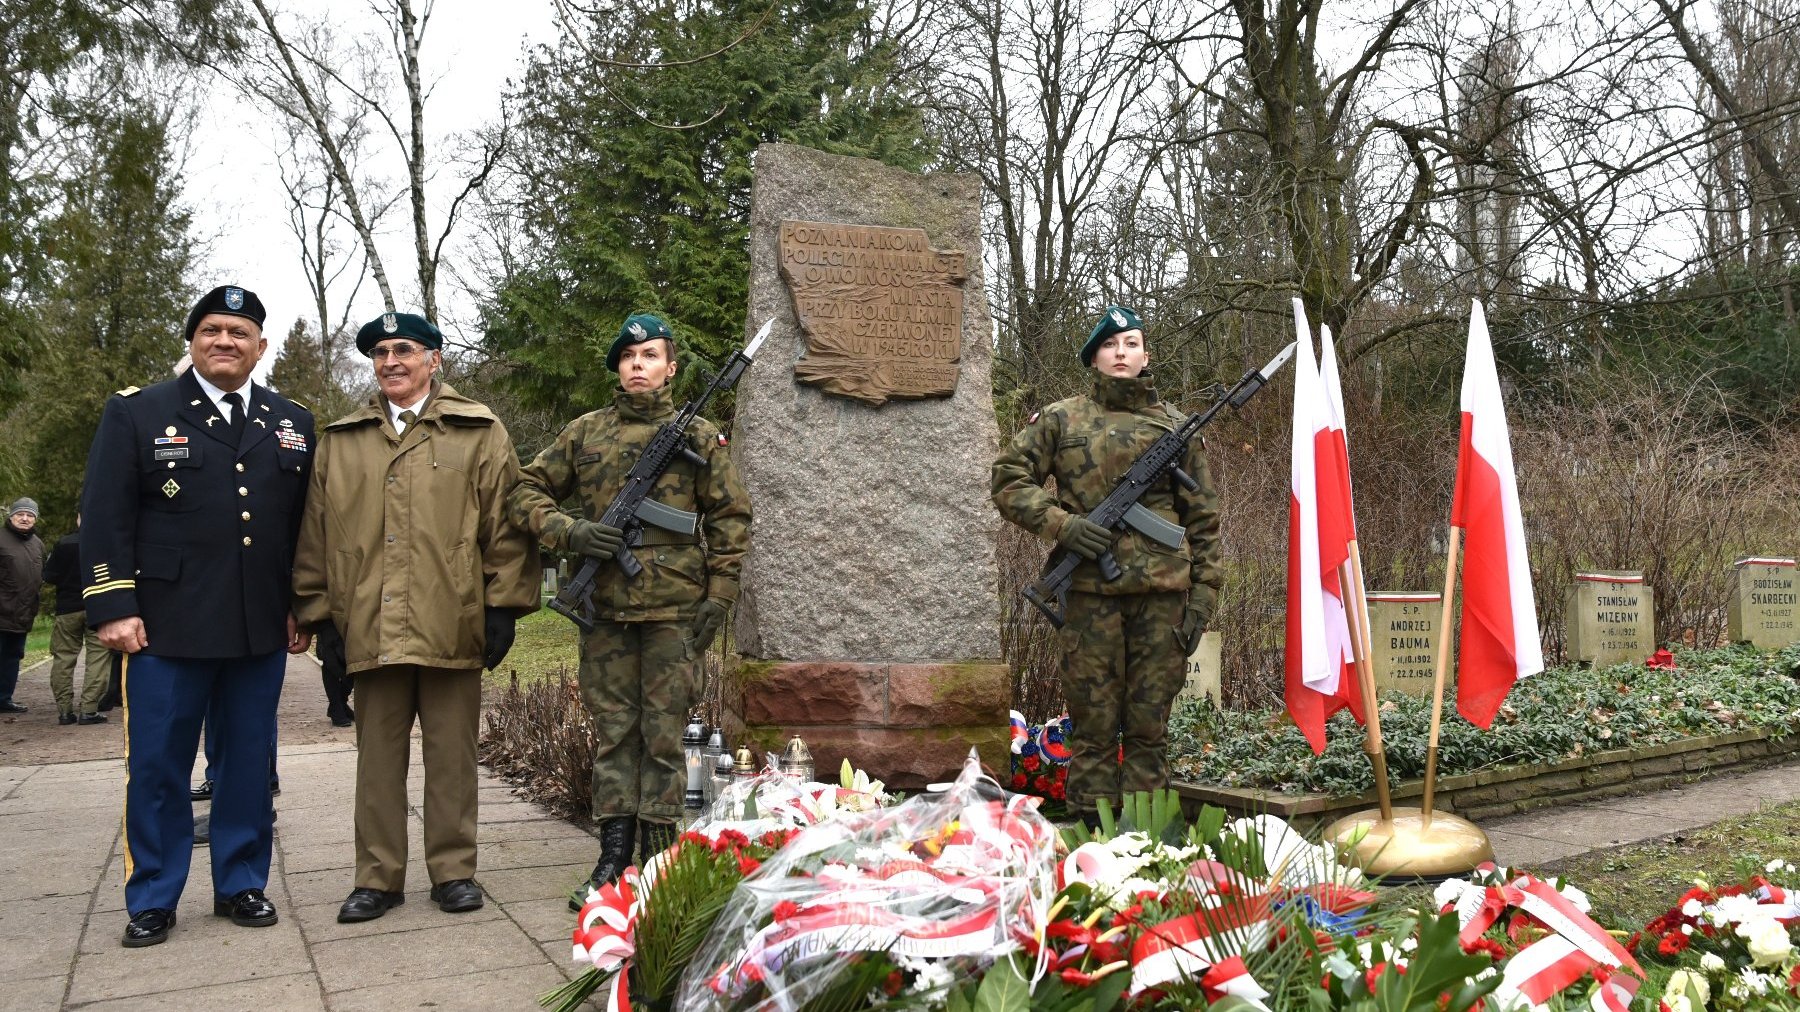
{"left": 991, "top": 371, "right": 1222, "bottom": 616}
{"left": 507, "top": 385, "right": 751, "bottom": 623}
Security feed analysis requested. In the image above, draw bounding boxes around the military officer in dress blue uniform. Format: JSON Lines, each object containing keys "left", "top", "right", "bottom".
{"left": 80, "top": 285, "right": 316, "bottom": 948}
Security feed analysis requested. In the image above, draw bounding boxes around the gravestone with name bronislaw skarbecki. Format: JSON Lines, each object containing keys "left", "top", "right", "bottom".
{"left": 1366, "top": 592, "right": 1441, "bottom": 698}
{"left": 724, "top": 143, "right": 1008, "bottom": 788}
{"left": 1564, "top": 571, "right": 1655, "bottom": 667}
{"left": 1727, "top": 557, "right": 1799, "bottom": 649}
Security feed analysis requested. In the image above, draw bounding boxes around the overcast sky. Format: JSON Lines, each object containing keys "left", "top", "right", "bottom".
{"left": 181, "top": 0, "right": 558, "bottom": 377}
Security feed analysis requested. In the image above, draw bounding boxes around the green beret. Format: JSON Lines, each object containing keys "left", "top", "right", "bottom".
{"left": 1080, "top": 305, "right": 1144, "bottom": 366}
{"left": 607, "top": 313, "right": 673, "bottom": 372}
{"left": 356, "top": 312, "right": 443, "bottom": 355}
{"left": 185, "top": 285, "right": 266, "bottom": 341}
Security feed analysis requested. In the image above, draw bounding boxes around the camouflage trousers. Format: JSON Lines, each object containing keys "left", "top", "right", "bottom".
{"left": 578, "top": 619, "right": 699, "bottom": 821}
{"left": 1056, "top": 590, "right": 1187, "bottom": 816}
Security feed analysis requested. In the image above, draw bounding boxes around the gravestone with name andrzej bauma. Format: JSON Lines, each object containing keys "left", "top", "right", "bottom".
{"left": 1366, "top": 592, "right": 1441, "bottom": 697}
{"left": 1178, "top": 631, "right": 1222, "bottom": 706}
{"left": 1564, "top": 571, "right": 1655, "bottom": 667}
{"left": 1727, "top": 557, "right": 1799, "bottom": 649}
{"left": 724, "top": 143, "right": 1008, "bottom": 788}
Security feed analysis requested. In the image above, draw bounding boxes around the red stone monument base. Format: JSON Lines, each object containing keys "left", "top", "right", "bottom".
{"left": 721, "top": 659, "right": 1011, "bottom": 789}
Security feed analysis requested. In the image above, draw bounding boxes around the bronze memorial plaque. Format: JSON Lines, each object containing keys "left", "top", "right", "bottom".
{"left": 779, "top": 219, "right": 968, "bottom": 405}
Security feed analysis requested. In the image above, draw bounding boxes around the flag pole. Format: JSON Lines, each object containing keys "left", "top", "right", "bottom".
{"left": 1420, "top": 525, "right": 1464, "bottom": 830}
{"left": 1341, "top": 545, "right": 1393, "bottom": 822}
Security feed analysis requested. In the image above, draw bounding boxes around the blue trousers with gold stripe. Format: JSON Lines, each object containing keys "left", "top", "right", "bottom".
{"left": 123, "top": 651, "right": 285, "bottom": 914}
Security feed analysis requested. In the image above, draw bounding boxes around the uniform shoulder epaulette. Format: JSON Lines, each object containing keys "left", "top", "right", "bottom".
{"left": 115, "top": 386, "right": 141, "bottom": 397}
{"left": 287, "top": 395, "right": 311, "bottom": 412}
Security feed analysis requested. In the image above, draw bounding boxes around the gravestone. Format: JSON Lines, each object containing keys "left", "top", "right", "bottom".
{"left": 1727, "top": 557, "right": 1798, "bottom": 649}
{"left": 1563, "top": 571, "right": 1654, "bottom": 667}
{"left": 1366, "top": 592, "right": 1441, "bottom": 697}
{"left": 1179, "top": 631, "right": 1222, "bottom": 706}
{"left": 725, "top": 143, "right": 1007, "bottom": 788}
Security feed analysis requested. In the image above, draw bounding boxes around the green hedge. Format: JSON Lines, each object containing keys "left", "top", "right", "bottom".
{"left": 1168, "top": 645, "right": 1800, "bottom": 796}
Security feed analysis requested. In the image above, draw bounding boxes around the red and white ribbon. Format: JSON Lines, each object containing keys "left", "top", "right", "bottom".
{"left": 572, "top": 870, "right": 640, "bottom": 1012}
{"left": 1127, "top": 898, "right": 1274, "bottom": 1001}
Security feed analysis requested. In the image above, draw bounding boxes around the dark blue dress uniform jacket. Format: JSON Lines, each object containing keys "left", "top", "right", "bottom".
{"left": 80, "top": 371, "right": 315, "bottom": 656}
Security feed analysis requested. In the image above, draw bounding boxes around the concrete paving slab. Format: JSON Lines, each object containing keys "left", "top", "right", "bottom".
{"left": 68, "top": 913, "right": 313, "bottom": 1003}
{"left": 309, "top": 917, "right": 547, "bottom": 993}
{"left": 278, "top": 842, "right": 357, "bottom": 876}
{"left": 476, "top": 837, "right": 591, "bottom": 871}
{"left": 0, "top": 857, "right": 110, "bottom": 902}
{"left": 470, "top": 818, "right": 596, "bottom": 846}
{"left": 479, "top": 801, "right": 560, "bottom": 824}
{"left": 476, "top": 863, "right": 592, "bottom": 905}
{"left": 326, "top": 961, "right": 570, "bottom": 1012}
{"left": 69, "top": 971, "right": 324, "bottom": 1011}
{"left": 0, "top": 894, "right": 88, "bottom": 981}
{"left": 1, "top": 974, "right": 68, "bottom": 1008}
{"left": 505, "top": 896, "right": 583, "bottom": 945}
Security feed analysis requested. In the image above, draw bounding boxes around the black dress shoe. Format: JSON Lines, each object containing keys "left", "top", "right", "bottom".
{"left": 0, "top": 701, "right": 27, "bottom": 714}
{"left": 269, "top": 781, "right": 281, "bottom": 798}
{"left": 122, "top": 908, "right": 176, "bottom": 947}
{"left": 337, "top": 887, "right": 405, "bottom": 923}
{"left": 213, "top": 888, "right": 278, "bottom": 927}
{"left": 328, "top": 707, "right": 354, "bottom": 727}
{"left": 59, "top": 713, "right": 77, "bottom": 725}
{"left": 78, "top": 712, "right": 108, "bottom": 724}
{"left": 189, "top": 780, "right": 212, "bottom": 801}
{"left": 193, "top": 812, "right": 210, "bottom": 846}
{"left": 429, "top": 879, "right": 484, "bottom": 913}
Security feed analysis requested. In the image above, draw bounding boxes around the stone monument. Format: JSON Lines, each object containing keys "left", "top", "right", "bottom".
{"left": 1366, "top": 592, "right": 1441, "bottom": 698}
{"left": 1178, "top": 631, "right": 1222, "bottom": 706}
{"left": 1563, "top": 571, "right": 1654, "bottom": 667}
{"left": 1726, "top": 557, "right": 1798, "bottom": 649}
{"left": 725, "top": 143, "right": 1008, "bottom": 787}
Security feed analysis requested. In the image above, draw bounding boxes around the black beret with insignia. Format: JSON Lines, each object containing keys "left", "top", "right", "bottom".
{"left": 1079, "top": 304, "right": 1144, "bottom": 367}
{"left": 356, "top": 312, "right": 443, "bottom": 355}
{"left": 606, "top": 313, "right": 674, "bottom": 372}
{"left": 184, "top": 285, "right": 267, "bottom": 342}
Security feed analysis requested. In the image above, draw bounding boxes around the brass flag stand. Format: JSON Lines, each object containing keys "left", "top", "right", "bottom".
{"left": 1326, "top": 527, "right": 1494, "bottom": 879}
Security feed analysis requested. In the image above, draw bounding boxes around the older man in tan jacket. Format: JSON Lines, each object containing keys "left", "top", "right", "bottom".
{"left": 292, "top": 312, "right": 539, "bottom": 924}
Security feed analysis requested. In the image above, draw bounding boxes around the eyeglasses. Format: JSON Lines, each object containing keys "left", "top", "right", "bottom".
{"left": 370, "top": 342, "right": 425, "bottom": 362}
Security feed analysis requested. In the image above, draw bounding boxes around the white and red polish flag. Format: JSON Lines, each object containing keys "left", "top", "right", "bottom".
{"left": 1317, "top": 324, "right": 1364, "bottom": 716}
{"left": 1285, "top": 300, "right": 1359, "bottom": 753}
{"left": 1451, "top": 301, "right": 1544, "bottom": 728}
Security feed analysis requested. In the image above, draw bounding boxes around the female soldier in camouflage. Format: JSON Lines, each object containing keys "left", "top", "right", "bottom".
{"left": 991, "top": 306, "right": 1222, "bottom": 825}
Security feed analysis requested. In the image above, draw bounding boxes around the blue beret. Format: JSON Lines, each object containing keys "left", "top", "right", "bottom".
{"left": 607, "top": 313, "right": 674, "bottom": 372}
{"left": 356, "top": 312, "right": 442, "bottom": 355}
{"left": 1080, "top": 305, "right": 1144, "bottom": 366}
{"left": 185, "top": 285, "right": 266, "bottom": 342}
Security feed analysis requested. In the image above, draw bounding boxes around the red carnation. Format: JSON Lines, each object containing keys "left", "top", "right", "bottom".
{"left": 882, "top": 969, "right": 904, "bottom": 996}
{"left": 1657, "top": 932, "right": 1690, "bottom": 956}
{"left": 1023, "top": 755, "right": 1042, "bottom": 771}
{"left": 772, "top": 900, "right": 801, "bottom": 922}
{"left": 1011, "top": 773, "right": 1027, "bottom": 789}
{"left": 1462, "top": 937, "right": 1507, "bottom": 961}
{"left": 738, "top": 856, "right": 762, "bottom": 876}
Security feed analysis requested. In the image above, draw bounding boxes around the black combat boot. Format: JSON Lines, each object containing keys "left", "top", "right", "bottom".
{"left": 569, "top": 816, "right": 636, "bottom": 912}
{"left": 637, "top": 818, "right": 678, "bottom": 867}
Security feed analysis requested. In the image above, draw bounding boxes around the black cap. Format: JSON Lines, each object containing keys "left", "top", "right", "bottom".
{"left": 184, "top": 286, "right": 266, "bottom": 342}
{"left": 356, "top": 312, "right": 443, "bottom": 355}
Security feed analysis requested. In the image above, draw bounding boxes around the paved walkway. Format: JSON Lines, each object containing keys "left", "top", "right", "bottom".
{"left": 0, "top": 654, "right": 595, "bottom": 1011}
{"left": 1, "top": 649, "right": 1796, "bottom": 1008}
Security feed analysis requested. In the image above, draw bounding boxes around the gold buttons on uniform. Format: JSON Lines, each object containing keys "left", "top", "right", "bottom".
{"left": 242, "top": 536, "right": 253, "bottom": 546}
{"left": 241, "top": 512, "right": 251, "bottom": 521}
{"left": 238, "top": 487, "right": 248, "bottom": 496}
{"left": 236, "top": 463, "right": 245, "bottom": 473}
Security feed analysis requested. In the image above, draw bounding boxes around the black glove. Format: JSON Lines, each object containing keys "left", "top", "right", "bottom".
{"left": 1056, "top": 516, "right": 1114, "bottom": 560}
{"left": 688, "top": 599, "right": 730, "bottom": 653}
{"left": 568, "top": 520, "right": 625, "bottom": 561}
{"left": 314, "top": 620, "right": 347, "bottom": 674}
{"left": 483, "top": 607, "right": 517, "bottom": 670}
{"left": 1178, "top": 604, "right": 1208, "bottom": 657}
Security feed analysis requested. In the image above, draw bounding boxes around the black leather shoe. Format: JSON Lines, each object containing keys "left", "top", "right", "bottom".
{"left": 78, "top": 712, "right": 108, "bottom": 724}
{"left": 0, "top": 701, "right": 27, "bottom": 714}
{"left": 193, "top": 812, "right": 210, "bottom": 846}
{"left": 337, "top": 887, "right": 405, "bottom": 923}
{"left": 122, "top": 908, "right": 176, "bottom": 947}
{"left": 59, "top": 713, "right": 77, "bottom": 725}
{"left": 328, "top": 706, "right": 354, "bottom": 727}
{"left": 213, "top": 888, "right": 278, "bottom": 927}
{"left": 429, "top": 879, "right": 484, "bottom": 913}
{"left": 269, "top": 781, "right": 281, "bottom": 798}
{"left": 189, "top": 780, "right": 212, "bottom": 801}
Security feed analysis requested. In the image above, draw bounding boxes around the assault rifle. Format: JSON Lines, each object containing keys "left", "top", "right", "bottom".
{"left": 1022, "top": 342, "right": 1297, "bottom": 628}
{"left": 549, "top": 321, "right": 772, "bottom": 632}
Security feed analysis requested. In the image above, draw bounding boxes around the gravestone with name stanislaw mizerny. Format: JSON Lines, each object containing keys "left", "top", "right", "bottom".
{"left": 724, "top": 143, "right": 1007, "bottom": 788}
